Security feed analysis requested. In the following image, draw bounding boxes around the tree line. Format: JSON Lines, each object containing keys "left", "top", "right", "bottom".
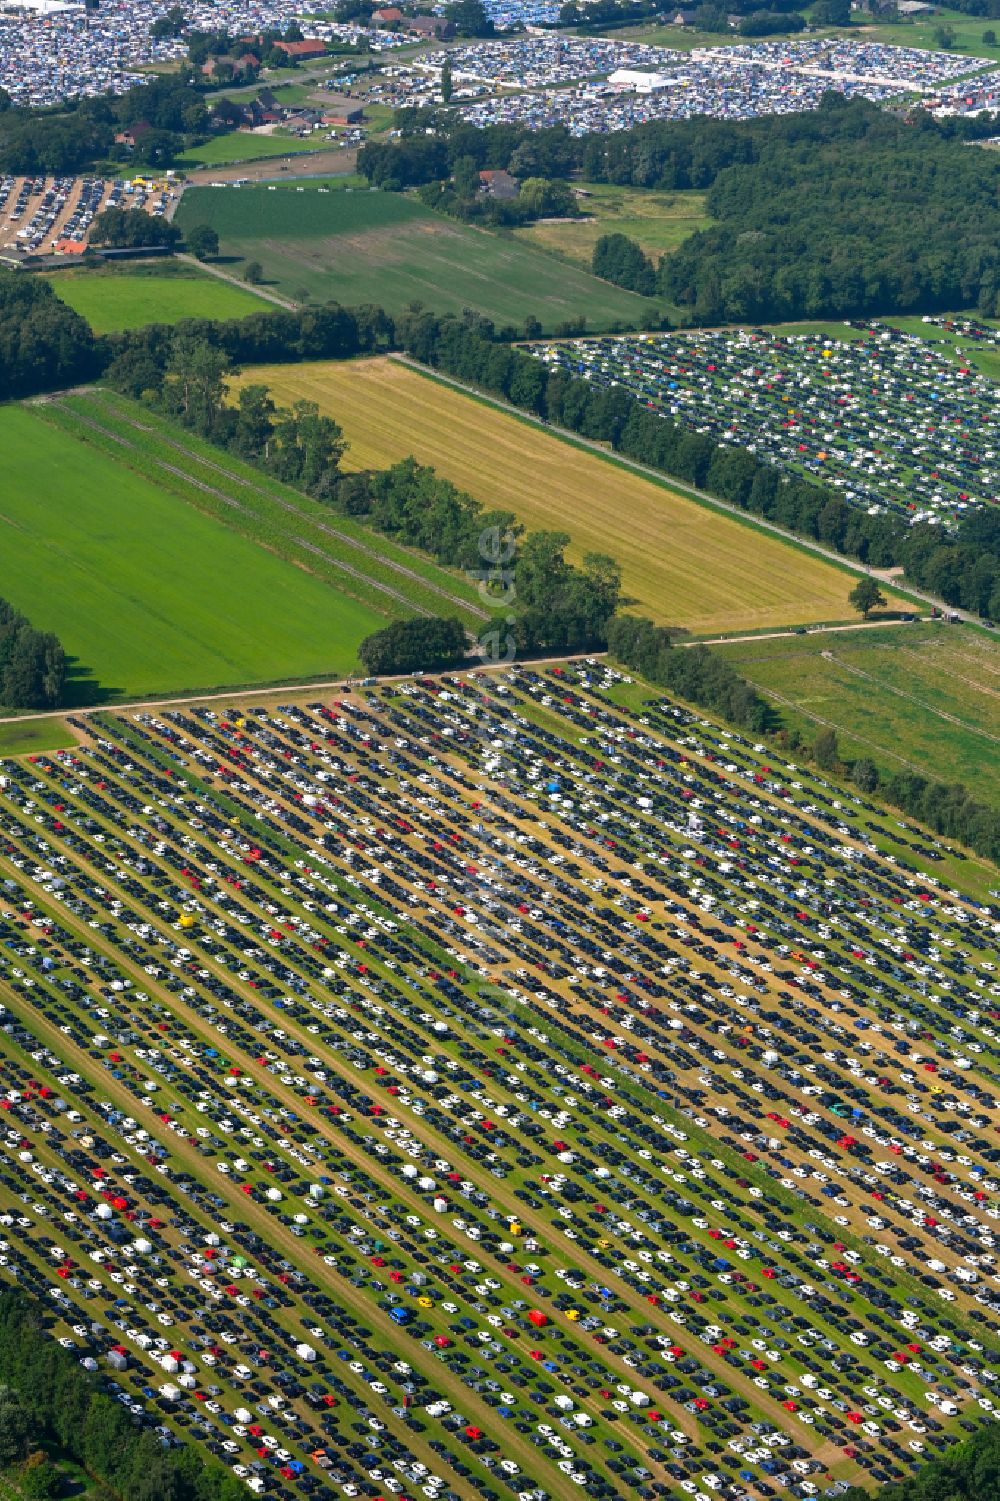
{"left": 96, "top": 299, "right": 1000, "bottom": 864}
{"left": 6, "top": 284, "right": 998, "bottom": 855}
{"left": 360, "top": 98, "right": 1000, "bottom": 321}
{"left": 7, "top": 283, "right": 1000, "bottom": 627}
{"left": 0, "top": 597, "right": 66, "bottom": 711}
{"left": 387, "top": 307, "right": 1000, "bottom": 624}
{"left": 104, "top": 333, "right": 624, "bottom": 661}
{"left": 0, "top": 1288, "right": 246, "bottom": 1501}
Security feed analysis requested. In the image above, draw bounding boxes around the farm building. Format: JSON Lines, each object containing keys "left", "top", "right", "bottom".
{"left": 479, "top": 168, "right": 518, "bottom": 200}
{"left": 405, "top": 15, "right": 456, "bottom": 37}
{"left": 273, "top": 38, "right": 326, "bottom": 60}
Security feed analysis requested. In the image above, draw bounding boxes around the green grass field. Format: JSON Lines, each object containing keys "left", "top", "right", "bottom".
{"left": 516, "top": 184, "right": 712, "bottom": 269}
{"left": 849, "top": 8, "right": 1000, "bottom": 64}
{"left": 175, "top": 129, "right": 321, "bottom": 167}
{"left": 0, "top": 717, "right": 78, "bottom": 756}
{"left": 48, "top": 265, "right": 269, "bottom": 332}
{"left": 173, "top": 183, "right": 665, "bottom": 330}
{"left": 0, "top": 404, "right": 385, "bottom": 704}
{"left": 714, "top": 623, "right": 1000, "bottom": 804}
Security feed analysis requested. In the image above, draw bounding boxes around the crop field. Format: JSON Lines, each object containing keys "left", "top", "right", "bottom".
{"left": 525, "top": 319, "right": 1000, "bottom": 529}
{"left": 48, "top": 265, "right": 269, "bottom": 332}
{"left": 714, "top": 623, "right": 1000, "bottom": 806}
{"left": 45, "top": 388, "right": 487, "bottom": 629}
{"left": 172, "top": 184, "right": 661, "bottom": 330}
{"left": 0, "top": 663, "right": 996, "bottom": 1501}
{"left": 234, "top": 356, "right": 901, "bottom": 635}
{"left": 516, "top": 184, "right": 712, "bottom": 269}
{"left": 0, "top": 401, "right": 397, "bottom": 702}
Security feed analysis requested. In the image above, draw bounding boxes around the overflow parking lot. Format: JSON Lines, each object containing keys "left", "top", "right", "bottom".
{"left": 0, "top": 664, "right": 998, "bottom": 1500}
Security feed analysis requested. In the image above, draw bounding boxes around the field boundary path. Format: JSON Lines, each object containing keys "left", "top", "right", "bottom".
{"left": 396, "top": 357, "right": 983, "bottom": 625}
{"left": 0, "top": 651, "right": 602, "bottom": 727}
{"left": 176, "top": 250, "right": 298, "bottom": 309}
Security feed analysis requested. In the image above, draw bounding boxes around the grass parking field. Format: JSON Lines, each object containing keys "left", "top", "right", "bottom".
{"left": 527, "top": 321, "right": 1000, "bottom": 526}
{"left": 714, "top": 623, "right": 1000, "bottom": 804}
{"left": 173, "top": 182, "right": 663, "bottom": 330}
{"left": 48, "top": 264, "right": 268, "bottom": 332}
{"left": 234, "top": 355, "right": 901, "bottom": 634}
{"left": 0, "top": 403, "right": 387, "bottom": 703}
{"left": 517, "top": 183, "right": 712, "bottom": 268}
{"left": 0, "top": 665, "right": 994, "bottom": 1501}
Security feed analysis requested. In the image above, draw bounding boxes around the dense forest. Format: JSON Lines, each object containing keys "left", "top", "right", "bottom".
{"left": 361, "top": 99, "right": 1000, "bottom": 321}
{"left": 0, "top": 272, "right": 100, "bottom": 400}
{"left": 661, "top": 105, "right": 1000, "bottom": 321}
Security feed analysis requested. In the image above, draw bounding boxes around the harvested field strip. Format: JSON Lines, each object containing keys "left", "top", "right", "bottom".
{"left": 232, "top": 356, "right": 883, "bottom": 635}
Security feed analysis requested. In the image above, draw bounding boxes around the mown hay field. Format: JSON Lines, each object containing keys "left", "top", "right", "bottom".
{"left": 515, "top": 184, "right": 713, "bottom": 268}
{"left": 234, "top": 356, "right": 897, "bottom": 635}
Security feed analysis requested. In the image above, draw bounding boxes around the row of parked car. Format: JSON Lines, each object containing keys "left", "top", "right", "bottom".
{"left": 0, "top": 662, "right": 996, "bottom": 1501}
